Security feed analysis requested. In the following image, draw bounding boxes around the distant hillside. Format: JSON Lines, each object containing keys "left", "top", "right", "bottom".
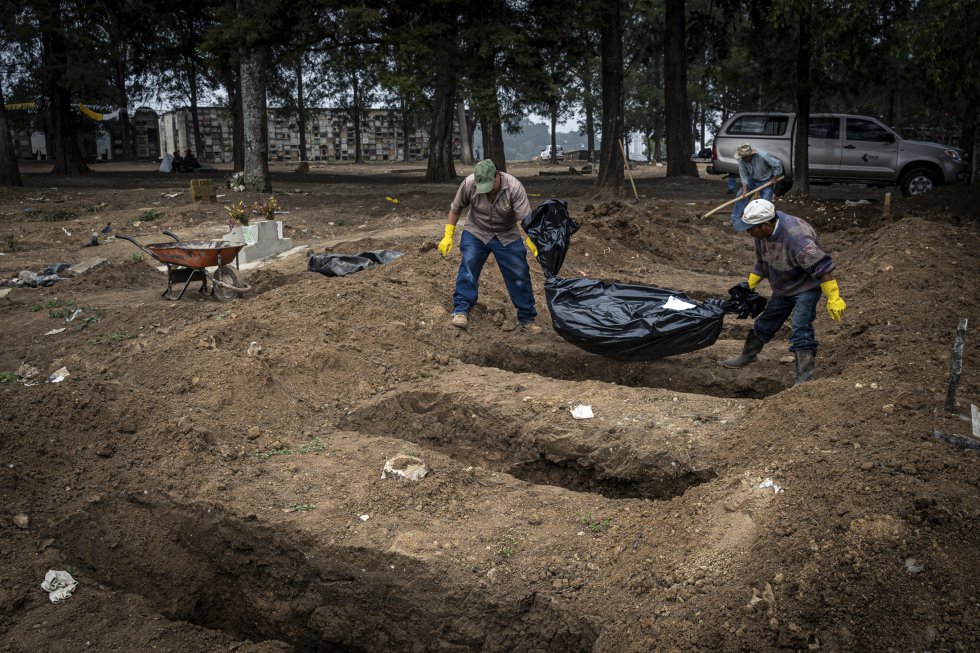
{"left": 474, "top": 119, "right": 596, "bottom": 161}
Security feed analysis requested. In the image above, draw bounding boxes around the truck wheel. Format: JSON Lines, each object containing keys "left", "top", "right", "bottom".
{"left": 900, "top": 168, "right": 938, "bottom": 197}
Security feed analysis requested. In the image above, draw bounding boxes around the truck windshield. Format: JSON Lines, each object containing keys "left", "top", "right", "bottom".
{"left": 727, "top": 116, "right": 789, "bottom": 136}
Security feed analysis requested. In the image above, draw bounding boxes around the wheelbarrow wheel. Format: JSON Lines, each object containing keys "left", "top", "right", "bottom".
{"left": 212, "top": 265, "right": 240, "bottom": 302}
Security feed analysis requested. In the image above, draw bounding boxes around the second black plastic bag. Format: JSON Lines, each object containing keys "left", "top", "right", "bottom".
{"left": 308, "top": 250, "right": 404, "bottom": 277}
{"left": 522, "top": 200, "right": 764, "bottom": 361}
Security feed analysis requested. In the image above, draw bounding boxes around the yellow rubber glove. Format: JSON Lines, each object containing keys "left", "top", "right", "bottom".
{"left": 524, "top": 236, "right": 538, "bottom": 258}
{"left": 820, "top": 279, "right": 846, "bottom": 321}
{"left": 438, "top": 224, "right": 455, "bottom": 257}
{"left": 747, "top": 273, "right": 764, "bottom": 290}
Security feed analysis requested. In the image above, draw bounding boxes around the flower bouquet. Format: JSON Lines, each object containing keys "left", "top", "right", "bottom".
{"left": 227, "top": 171, "right": 246, "bottom": 192}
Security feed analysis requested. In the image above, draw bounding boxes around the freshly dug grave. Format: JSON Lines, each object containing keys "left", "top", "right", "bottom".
{"left": 1, "top": 162, "right": 978, "bottom": 653}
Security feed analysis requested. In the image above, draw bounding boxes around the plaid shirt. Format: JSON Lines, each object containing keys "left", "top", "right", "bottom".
{"left": 752, "top": 212, "right": 835, "bottom": 295}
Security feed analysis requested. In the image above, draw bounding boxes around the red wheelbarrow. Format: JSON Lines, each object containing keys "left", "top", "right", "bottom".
{"left": 118, "top": 230, "right": 251, "bottom": 301}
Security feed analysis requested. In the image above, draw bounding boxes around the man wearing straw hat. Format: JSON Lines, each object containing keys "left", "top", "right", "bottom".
{"left": 730, "top": 143, "right": 784, "bottom": 228}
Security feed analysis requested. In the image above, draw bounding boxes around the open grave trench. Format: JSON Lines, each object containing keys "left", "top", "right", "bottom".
{"left": 459, "top": 343, "right": 788, "bottom": 399}
{"left": 48, "top": 493, "right": 599, "bottom": 653}
{"left": 340, "top": 362, "right": 747, "bottom": 501}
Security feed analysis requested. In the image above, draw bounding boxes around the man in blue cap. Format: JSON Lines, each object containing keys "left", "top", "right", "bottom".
{"left": 438, "top": 159, "right": 542, "bottom": 333}
{"left": 721, "top": 198, "right": 847, "bottom": 384}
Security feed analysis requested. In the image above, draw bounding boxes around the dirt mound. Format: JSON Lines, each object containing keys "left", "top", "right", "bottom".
{"left": 66, "top": 258, "right": 163, "bottom": 291}
{"left": 2, "top": 167, "right": 979, "bottom": 653}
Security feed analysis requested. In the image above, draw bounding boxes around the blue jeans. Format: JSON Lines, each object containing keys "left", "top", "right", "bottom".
{"left": 453, "top": 231, "right": 537, "bottom": 324}
{"left": 752, "top": 288, "right": 821, "bottom": 352}
{"left": 730, "top": 178, "right": 775, "bottom": 226}
{"left": 726, "top": 174, "right": 738, "bottom": 193}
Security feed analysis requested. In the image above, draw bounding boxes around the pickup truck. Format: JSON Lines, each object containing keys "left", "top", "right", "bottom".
{"left": 711, "top": 112, "right": 970, "bottom": 196}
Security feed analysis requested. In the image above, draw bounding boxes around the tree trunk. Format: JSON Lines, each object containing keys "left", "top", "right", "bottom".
{"left": 0, "top": 88, "right": 23, "bottom": 186}
{"left": 789, "top": 2, "right": 812, "bottom": 196}
{"left": 457, "top": 100, "right": 473, "bottom": 164}
{"left": 480, "top": 111, "right": 507, "bottom": 173}
{"left": 425, "top": 69, "right": 457, "bottom": 181}
{"left": 583, "top": 72, "right": 596, "bottom": 164}
{"left": 550, "top": 103, "right": 559, "bottom": 164}
{"left": 113, "top": 57, "right": 133, "bottom": 159}
{"left": 352, "top": 73, "right": 363, "bottom": 164}
{"left": 297, "top": 59, "right": 307, "bottom": 163}
{"left": 188, "top": 61, "right": 203, "bottom": 160}
{"left": 594, "top": 0, "right": 624, "bottom": 193}
{"left": 241, "top": 50, "right": 271, "bottom": 192}
{"left": 654, "top": 111, "right": 664, "bottom": 162}
{"left": 664, "top": 0, "right": 697, "bottom": 176}
{"left": 41, "top": 3, "right": 89, "bottom": 175}
{"left": 959, "top": 105, "right": 977, "bottom": 184}
{"left": 401, "top": 98, "right": 411, "bottom": 161}
{"left": 232, "top": 65, "right": 245, "bottom": 169}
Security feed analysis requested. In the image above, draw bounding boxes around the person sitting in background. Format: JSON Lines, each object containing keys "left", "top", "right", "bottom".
{"left": 171, "top": 151, "right": 184, "bottom": 172}
{"left": 182, "top": 149, "right": 201, "bottom": 171}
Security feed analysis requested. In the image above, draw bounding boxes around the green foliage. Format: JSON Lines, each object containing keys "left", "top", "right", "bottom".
{"left": 0, "top": 371, "right": 19, "bottom": 384}
{"left": 89, "top": 329, "right": 136, "bottom": 345}
{"left": 285, "top": 503, "right": 316, "bottom": 513}
{"left": 137, "top": 209, "right": 163, "bottom": 222}
{"left": 129, "top": 253, "right": 143, "bottom": 263}
{"left": 497, "top": 535, "right": 517, "bottom": 558}
{"left": 41, "top": 209, "right": 78, "bottom": 222}
{"left": 579, "top": 512, "right": 612, "bottom": 535}
{"left": 30, "top": 299, "right": 73, "bottom": 312}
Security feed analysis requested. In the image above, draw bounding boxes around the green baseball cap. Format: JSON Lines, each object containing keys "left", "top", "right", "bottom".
{"left": 474, "top": 159, "right": 496, "bottom": 194}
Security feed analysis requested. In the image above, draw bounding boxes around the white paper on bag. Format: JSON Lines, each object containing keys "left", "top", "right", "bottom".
{"left": 664, "top": 296, "right": 696, "bottom": 311}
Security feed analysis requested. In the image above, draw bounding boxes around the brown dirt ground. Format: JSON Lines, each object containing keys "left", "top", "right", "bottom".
{"left": 1, "top": 160, "right": 979, "bottom": 653}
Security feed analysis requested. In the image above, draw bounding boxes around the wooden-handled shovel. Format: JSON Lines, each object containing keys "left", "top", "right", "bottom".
{"left": 699, "top": 178, "right": 777, "bottom": 219}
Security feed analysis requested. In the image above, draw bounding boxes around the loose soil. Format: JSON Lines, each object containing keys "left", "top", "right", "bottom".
{"left": 1, "top": 160, "right": 978, "bottom": 652}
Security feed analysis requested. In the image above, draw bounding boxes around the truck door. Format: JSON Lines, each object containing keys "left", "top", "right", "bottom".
{"left": 807, "top": 116, "right": 842, "bottom": 178}
{"left": 841, "top": 118, "right": 899, "bottom": 181}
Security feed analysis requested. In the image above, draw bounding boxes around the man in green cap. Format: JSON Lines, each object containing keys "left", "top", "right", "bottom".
{"left": 438, "top": 159, "right": 542, "bottom": 333}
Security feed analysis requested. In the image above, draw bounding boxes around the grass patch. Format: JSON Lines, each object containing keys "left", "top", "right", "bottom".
{"left": 579, "top": 512, "right": 612, "bottom": 536}
{"left": 0, "top": 371, "right": 19, "bottom": 384}
{"left": 30, "top": 299, "right": 74, "bottom": 312}
{"left": 77, "top": 309, "right": 103, "bottom": 330}
{"left": 89, "top": 329, "right": 135, "bottom": 345}
{"left": 252, "top": 437, "right": 325, "bottom": 460}
{"left": 136, "top": 209, "right": 163, "bottom": 222}
{"left": 497, "top": 535, "right": 517, "bottom": 558}
{"left": 48, "top": 306, "right": 78, "bottom": 319}
{"left": 41, "top": 209, "right": 78, "bottom": 222}
{"left": 285, "top": 503, "right": 316, "bottom": 513}
{"left": 129, "top": 253, "right": 143, "bottom": 263}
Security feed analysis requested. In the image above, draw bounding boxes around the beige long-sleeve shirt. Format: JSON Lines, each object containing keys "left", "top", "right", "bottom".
{"left": 449, "top": 171, "right": 531, "bottom": 245}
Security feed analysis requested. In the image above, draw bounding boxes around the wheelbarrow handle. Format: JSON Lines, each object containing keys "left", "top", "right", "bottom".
{"left": 162, "top": 230, "right": 181, "bottom": 242}
{"left": 116, "top": 234, "right": 161, "bottom": 262}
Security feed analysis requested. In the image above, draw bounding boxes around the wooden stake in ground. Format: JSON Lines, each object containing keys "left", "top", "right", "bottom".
{"left": 699, "top": 179, "right": 777, "bottom": 219}
{"left": 619, "top": 140, "right": 639, "bottom": 203}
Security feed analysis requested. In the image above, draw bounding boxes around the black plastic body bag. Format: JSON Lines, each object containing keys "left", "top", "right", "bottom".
{"left": 521, "top": 199, "right": 766, "bottom": 361}
{"left": 308, "top": 250, "right": 404, "bottom": 277}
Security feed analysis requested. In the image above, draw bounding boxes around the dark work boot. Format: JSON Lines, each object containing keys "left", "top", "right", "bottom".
{"left": 720, "top": 332, "right": 765, "bottom": 369}
{"left": 794, "top": 350, "right": 816, "bottom": 384}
